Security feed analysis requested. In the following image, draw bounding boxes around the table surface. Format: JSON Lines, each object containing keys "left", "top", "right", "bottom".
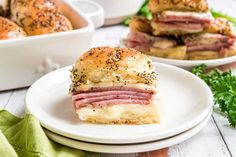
{"left": 1, "top": 0, "right": 236, "bottom": 156}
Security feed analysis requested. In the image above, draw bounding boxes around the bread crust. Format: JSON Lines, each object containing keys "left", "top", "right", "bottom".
{"left": 71, "top": 47, "right": 157, "bottom": 92}
{"left": 11, "top": 0, "right": 72, "bottom": 36}
{"left": 206, "top": 18, "right": 234, "bottom": 36}
{"left": 130, "top": 16, "right": 152, "bottom": 34}
{"left": 0, "top": 16, "right": 26, "bottom": 40}
{"left": 187, "top": 51, "right": 219, "bottom": 60}
{"left": 149, "top": 0, "right": 209, "bottom": 13}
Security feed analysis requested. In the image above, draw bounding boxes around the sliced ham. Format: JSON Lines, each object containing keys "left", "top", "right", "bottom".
{"left": 125, "top": 31, "right": 177, "bottom": 52}
{"left": 187, "top": 43, "right": 231, "bottom": 52}
{"left": 90, "top": 99, "right": 150, "bottom": 106}
{"left": 72, "top": 91, "right": 152, "bottom": 101}
{"left": 75, "top": 95, "right": 150, "bottom": 105}
{"left": 126, "top": 31, "right": 154, "bottom": 44}
{"left": 72, "top": 86, "right": 155, "bottom": 109}
{"left": 152, "top": 11, "right": 213, "bottom": 34}
{"left": 125, "top": 40, "right": 151, "bottom": 52}
{"left": 75, "top": 99, "right": 150, "bottom": 108}
{"left": 74, "top": 86, "right": 154, "bottom": 94}
{"left": 157, "top": 11, "right": 213, "bottom": 25}
{"left": 183, "top": 33, "right": 236, "bottom": 52}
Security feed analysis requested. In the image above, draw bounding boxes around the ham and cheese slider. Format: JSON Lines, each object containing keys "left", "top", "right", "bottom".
{"left": 70, "top": 47, "right": 161, "bottom": 124}
{"left": 0, "top": 16, "right": 26, "bottom": 40}
{"left": 149, "top": 0, "right": 213, "bottom": 35}
{"left": 182, "top": 18, "right": 236, "bottom": 60}
{"left": 125, "top": 17, "right": 187, "bottom": 60}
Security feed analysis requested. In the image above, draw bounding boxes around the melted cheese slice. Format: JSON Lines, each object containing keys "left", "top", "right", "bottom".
{"left": 76, "top": 101, "right": 162, "bottom": 124}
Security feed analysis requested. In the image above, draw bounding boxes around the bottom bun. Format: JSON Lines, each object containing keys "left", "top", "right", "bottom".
{"left": 187, "top": 51, "right": 219, "bottom": 60}
{"left": 187, "top": 46, "right": 236, "bottom": 60}
{"left": 149, "top": 46, "right": 187, "bottom": 60}
{"left": 76, "top": 103, "right": 162, "bottom": 124}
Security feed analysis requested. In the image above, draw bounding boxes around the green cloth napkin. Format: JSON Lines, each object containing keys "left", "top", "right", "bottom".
{"left": 0, "top": 110, "right": 98, "bottom": 157}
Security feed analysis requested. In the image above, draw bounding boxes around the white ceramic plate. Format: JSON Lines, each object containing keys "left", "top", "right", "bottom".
{"left": 150, "top": 56, "right": 236, "bottom": 70}
{"left": 44, "top": 110, "right": 212, "bottom": 154}
{"left": 25, "top": 63, "right": 213, "bottom": 144}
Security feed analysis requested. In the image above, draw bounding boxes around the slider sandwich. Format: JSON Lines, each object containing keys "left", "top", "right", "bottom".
{"left": 149, "top": 0, "right": 213, "bottom": 35}
{"left": 182, "top": 18, "right": 236, "bottom": 60}
{"left": 125, "top": 0, "right": 236, "bottom": 60}
{"left": 125, "top": 17, "right": 187, "bottom": 60}
{"left": 70, "top": 47, "right": 162, "bottom": 124}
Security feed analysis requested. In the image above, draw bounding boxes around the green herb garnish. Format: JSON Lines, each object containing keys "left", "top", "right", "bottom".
{"left": 137, "top": 0, "right": 152, "bottom": 20}
{"left": 122, "top": 0, "right": 152, "bottom": 26}
{"left": 123, "top": 17, "right": 131, "bottom": 26}
{"left": 192, "top": 65, "right": 236, "bottom": 127}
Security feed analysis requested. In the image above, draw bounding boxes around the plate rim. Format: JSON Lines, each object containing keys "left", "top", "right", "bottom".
{"left": 150, "top": 55, "right": 236, "bottom": 68}
{"left": 25, "top": 62, "right": 213, "bottom": 144}
{"left": 44, "top": 110, "right": 212, "bottom": 154}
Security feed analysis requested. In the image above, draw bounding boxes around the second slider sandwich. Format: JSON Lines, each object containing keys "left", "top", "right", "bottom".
{"left": 149, "top": 0, "right": 213, "bottom": 35}
{"left": 70, "top": 47, "right": 161, "bottom": 124}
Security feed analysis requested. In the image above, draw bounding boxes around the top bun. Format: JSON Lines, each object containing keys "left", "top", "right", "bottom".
{"left": 149, "top": 0, "right": 209, "bottom": 13}
{"left": 0, "top": 17, "right": 26, "bottom": 40}
{"left": 70, "top": 47, "right": 157, "bottom": 92}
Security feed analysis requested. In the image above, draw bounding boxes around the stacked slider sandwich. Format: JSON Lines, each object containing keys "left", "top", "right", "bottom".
{"left": 125, "top": 0, "right": 236, "bottom": 60}
{"left": 70, "top": 47, "right": 162, "bottom": 124}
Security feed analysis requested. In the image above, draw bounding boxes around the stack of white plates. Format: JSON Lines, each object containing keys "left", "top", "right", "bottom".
{"left": 25, "top": 63, "right": 213, "bottom": 153}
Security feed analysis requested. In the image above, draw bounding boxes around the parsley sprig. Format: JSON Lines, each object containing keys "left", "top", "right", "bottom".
{"left": 192, "top": 65, "right": 236, "bottom": 127}
{"left": 123, "top": 0, "right": 151, "bottom": 26}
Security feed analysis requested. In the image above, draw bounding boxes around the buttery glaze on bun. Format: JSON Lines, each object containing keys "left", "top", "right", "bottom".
{"left": 149, "top": 0, "right": 209, "bottom": 13}
{"left": 206, "top": 18, "right": 234, "bottom": 36}
{"left": 11, "top": 0, "right": 73, "bottom": 36}
{"left": 70, "top": 47, "right": 161, "bottom": 124}
{"left": 0, "top": 16, "right": 26, "bottom": 40}
{"left": 71, "top": 47, "right": 157, "bottom": 92}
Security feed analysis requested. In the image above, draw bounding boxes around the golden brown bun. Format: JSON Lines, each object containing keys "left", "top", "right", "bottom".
{"left": 187, "top": 51, "right": 219, "bottom": 60}
{"left": 149, "top": 46, "right": 187, "bottom": 60}
{"left": 11, "top": 0, "right": 73, "bottom": 36}
{"left": 206, "top": 18, "right": 234, "bottom": 36}
{"left": 76, "top": 102, "right": 162, "bottom": 124}
{"left": 70, "top": 47, "right": 157, "bottom": 92}
{"left": 130, "top": 16, "right": 152, "bottom": 34}
{"left": 149, "top": 47, "right": 236, "bottom": 60}
{"left": 0, "top": 16, "right": 26, "bottom": 40}
{"left": 149, "top": 0, "right": 209, "bottom": 13}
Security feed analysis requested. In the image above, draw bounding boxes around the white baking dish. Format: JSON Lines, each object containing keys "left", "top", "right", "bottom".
{"left": 0, "top": 0, "right": 103, "bottom": 91}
